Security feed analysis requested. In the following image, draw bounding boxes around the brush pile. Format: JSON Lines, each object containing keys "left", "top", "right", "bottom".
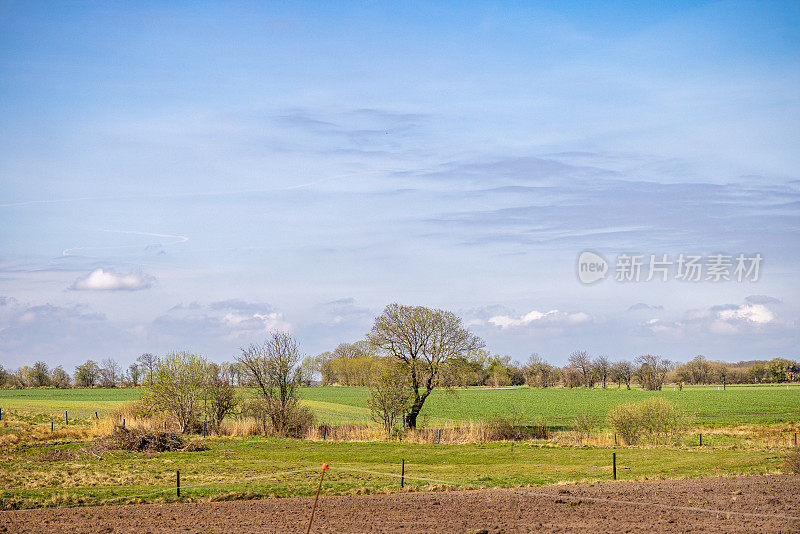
{"left": 90, "top": 427, "right": 207, "bottom": 453}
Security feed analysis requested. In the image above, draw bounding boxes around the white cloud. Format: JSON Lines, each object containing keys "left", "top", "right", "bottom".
{"left": 488, "top": 309, "right": 592, "bottom": 329}
{"left": 71, "top": 268, "right": 154, "bottom": 291}
{"left": 717, "top": 303, "right": 774, "bottom": 324}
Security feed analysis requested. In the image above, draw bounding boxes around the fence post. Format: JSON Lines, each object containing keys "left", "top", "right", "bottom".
{"left": 614, "top": 433, "right": 617, "bottom": 446}
{"left": 122, "top": 418, "right": 125, "bottom": 429}
{"left": 794, "top": 433, "right": 797, "bottom": 447}
{"left": 51, "top": 421, "right": 54, "bottom": 432}
{"left": 400, "top": 459, "right": 405, "bottom": 488}
{"left": 306, "top": 464, "right": 329, "bottom": 534}
{"left": 0, "top": 407, "right": 2, "bottom": 421}
{"left": 699, "top": 433, "right": 702, "bottom": 446}
{"left": 323, "top": 425, "right": 327, "bottom": 441}
{"left": 164, "top": 421, "right": 167, "bottom": 431}
{"left": 437, "top": 428, "right": 441, "bottom": 444}
{"left": 65, "top": 411, "right": 68, "bottom": 425}
{"left": 612, "top": 452, "right": 617, "bottom": 480}
{"left": 176, "top": 470, "right": 180, "bottom": 497}
{"left": 203, "top": 421, "right": 206, "bottom": 437}
{"left": 95, "top": 411, "right": 98, "bottom": 419}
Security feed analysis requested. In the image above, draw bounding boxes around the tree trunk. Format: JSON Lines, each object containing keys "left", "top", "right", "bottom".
{"left": 405, "top": 388, "right": 431, "bottom": 430}
{"left": 405, "top": 410, "right": 418, "bottom": 430}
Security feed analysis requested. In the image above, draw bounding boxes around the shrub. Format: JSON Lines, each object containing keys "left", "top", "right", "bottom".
{"left": 573, "top": 411, "right": 600, "bottom": 441}
{"left": 637, "top": 397, "right": 690, "bottom": 444}
{"left": 609, "top": 398, "right": 689, "bottom": 445}
{"left": 367, "top": 361, "right": 412, "bottom": 434}
{"left": 241, "top": 398, "right": 314, "bottom": 438}
{"left": 608, "top": 403, "right": 641, "bottom": 444}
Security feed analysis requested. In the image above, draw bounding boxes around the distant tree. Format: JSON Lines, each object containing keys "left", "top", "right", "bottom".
{"left": 523, "top": 354, "right": 560, "bottom": 388}
{"left": 0, "top": 365, "right": 8, "bottom": 388}
{"left": 326, "top": 341, "right": 377, "bottom": 386}
{"left": 562, "top": 366, "right": 583, "bottom": 388}
{"left": 74, "top": 360, "right": 100, "bottom": 387}
{"left": 137, "top": 353, "right": 159, "bottom": 383}
{"left": 99, "top": 358, "right": 122, "bottom": 387}
{"left": 593, "top": 356, "right": 611, "bottom": 389}
{"left": 299, "top": 355, "right": 317, "bottom": 386}
{"left": 28, "top": 361, "right": 51, "bottom": 387}
{"left": 10, "top": 367, "right": 29, "bottom": 388}
{"left": 712, "top": 362, "right": 730, "bottom": 390}
{"left": 635, "top": 354, "right": 672, "bottom": 391}
{"left": 49, "top": 366, "right": 72, "bottom": 388}
{"left": 236, "top": 331, "right": 306, "bottom": 434}
{"left": 127, "top": 363, "right": 142, "bottom": 387}
{"left": 486, "top": 355, "right": 513, "bottom": 387}
{"left": 440, "top": 349, "right": 489, "bottom": 387}
{"left": 675, "top": 355, "right": 713, "bottom": 385}
{"left": 568, "top": 350, "right": 593, "bottom": 388}
{"left": 610, "top": 360, "right": 634, "bottom": 389}
{"left": 367, "top": 304, "right": 484, "bottom": 429}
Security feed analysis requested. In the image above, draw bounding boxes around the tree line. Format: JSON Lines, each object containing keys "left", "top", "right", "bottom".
{"left": 2, "top": 303, "right": 797, "bottom": 436}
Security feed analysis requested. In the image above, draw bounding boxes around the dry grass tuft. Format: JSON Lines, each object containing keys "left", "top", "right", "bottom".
{"left": 38, "top": 448, "right": 80, "bottom": 461}
{"left": 782, "top": 449, "right": 800, "bottom": 474}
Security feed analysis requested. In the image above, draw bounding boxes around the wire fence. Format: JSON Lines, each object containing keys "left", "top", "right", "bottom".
{"left": 1, "top": 454, "right": 796, "bottom": 524}
{"left": 29, "top": 463, "right": 796, "bottom": 523}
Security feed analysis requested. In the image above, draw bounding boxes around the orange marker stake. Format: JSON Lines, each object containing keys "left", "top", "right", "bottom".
{"left": 306, "top": 463, "right": 329, "bottom": 534}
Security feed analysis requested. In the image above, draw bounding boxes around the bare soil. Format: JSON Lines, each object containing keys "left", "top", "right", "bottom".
{"left": 1, "top": 475, "right": 798, "bottom": 533}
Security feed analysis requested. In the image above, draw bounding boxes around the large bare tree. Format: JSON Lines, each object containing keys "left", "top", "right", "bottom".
{"left": 367, "top": 303, "right": 484, "bottom": 429}
{"left": 237, "top": 331, "right": 303, "bottom": 434}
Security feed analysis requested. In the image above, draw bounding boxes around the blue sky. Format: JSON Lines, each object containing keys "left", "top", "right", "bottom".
{"left": 1, "top": 1, "right": 798, "bottom": 369}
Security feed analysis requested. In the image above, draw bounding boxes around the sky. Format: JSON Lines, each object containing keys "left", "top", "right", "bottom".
{"left": 1, "top": 1, "right": 798, "bottom": 369}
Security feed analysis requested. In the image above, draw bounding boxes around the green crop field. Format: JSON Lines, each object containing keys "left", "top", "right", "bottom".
{"left": 1, "top": 384, "right": 800, "bottom": 427}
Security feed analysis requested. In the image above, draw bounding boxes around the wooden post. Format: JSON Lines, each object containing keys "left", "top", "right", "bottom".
{"left": 437, "top": 428, "right": 441, "bottom": 444}
{"left": 612, "top": 452, "right": 617, "bottom": 480}
{"left": 400, "top": 459, "right": 405, "bottom": 488}
{"left": 51, "top": 421, "right": 54, "bottom": 432}
{"left": 699, "top": 433, "right": 702, "bottom": 446}
{"left": 306, "top": 464, "right": 329, "bottom": 534}
{"left": 323, "top": 425, "right": 327, "bottom": 441}
{"left": 794, "top": 433, "right": 797, "bottom": 447}
{"left": 95, "top": 412, "right": 98, "bottom": 419}
{"left": 614, "top": 433, "right": 617, "bottom": 446}
{"left": 203, "top": 421, "right": 206, "bottom": 437}
{"left": 0, "top": 407, "right": 2, "bottom": 421}
{"left": 176, "top": 470, "right": 180, "bottom": 497}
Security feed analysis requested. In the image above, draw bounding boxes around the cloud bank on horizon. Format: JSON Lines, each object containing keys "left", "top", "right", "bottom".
{"left": 0, "top": 1, "right": 798, "bottom": 368}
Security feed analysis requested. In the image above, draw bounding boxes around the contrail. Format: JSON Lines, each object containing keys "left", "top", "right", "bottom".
{"left": 61, "top": 230, "right": 189, "bottom": 257}
{"left": 1, "top": 170, "right": 386, "bottom": 208}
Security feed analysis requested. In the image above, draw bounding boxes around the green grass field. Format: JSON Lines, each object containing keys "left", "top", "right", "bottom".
{"left": 0, "top": 435, "right": 788, "bottom": 509}
{"left": 1, "top": 384, "right": 798, "bottom": 509}
{"left": 1, "top": 384, "right": 799, "bottom": 427}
